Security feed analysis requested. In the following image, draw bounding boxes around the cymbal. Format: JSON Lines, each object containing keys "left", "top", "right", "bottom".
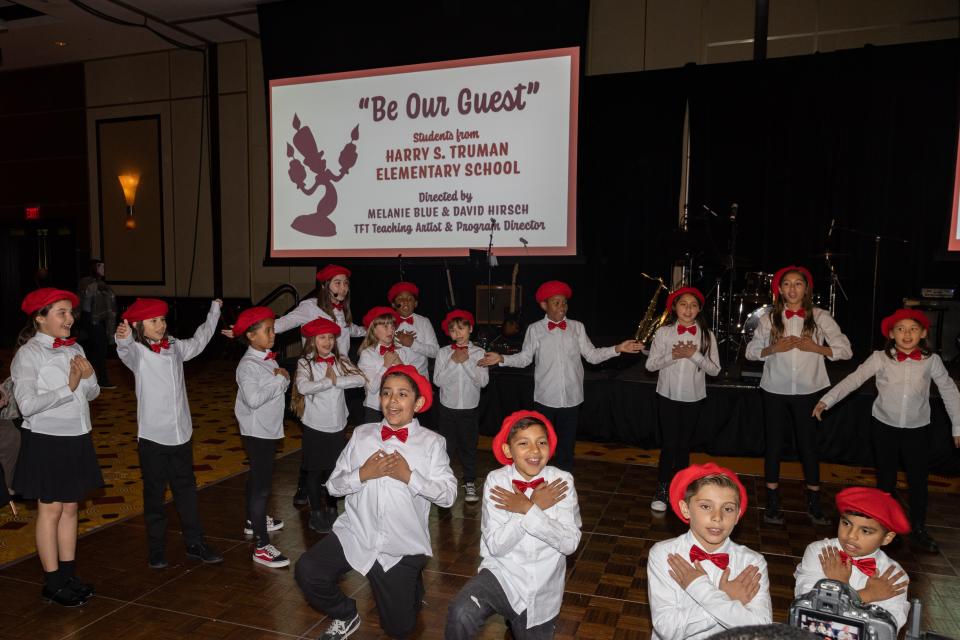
{"left": 809, "top": 252, "right": 851, "bottom": 258}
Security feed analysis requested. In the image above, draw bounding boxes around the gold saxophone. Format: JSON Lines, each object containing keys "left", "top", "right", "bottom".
{"left": 635, "top": 273, "right": 670, "bottom": 343}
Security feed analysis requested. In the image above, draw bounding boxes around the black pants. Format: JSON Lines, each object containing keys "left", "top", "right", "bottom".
{"left": 436, "top": 404, "right": 479, "bottom": 482}
{"left": 873, "top": 419, "right": 930, "bottom": 528}
{"left": 243, "top": 435, "right": 278, "bottom": 545}
{"left": 657, "top": 396, "right": 703, "bottom": 483}
{"left": 295, "top": 533, "right": 427, "bottom": 639}
{"left": 762, "top": 390, "right": 821, "bottom": 486}
{"left": 302, "top": 428, "right": 347, "bottom": 510}
{"left": 80, "top": 318, "right": 111, "bottom": 385}
{"left": 533, "top": 403, "right": 579, "bottom": 472}
{"left": 445, "top": 569, "right": 557, "bottom": 639}
{"left": 363, "top": 406, "right": 384, "bottom": 424}
{"left": 138, "top": 438, "right": 204, "bottom": 553}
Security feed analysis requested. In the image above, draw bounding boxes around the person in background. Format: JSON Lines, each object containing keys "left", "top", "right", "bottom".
{"left": 77, "top": 259, "right": 117, "bottom": 389}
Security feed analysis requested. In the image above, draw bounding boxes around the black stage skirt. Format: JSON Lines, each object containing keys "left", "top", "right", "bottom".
{"left": 13, "top": 430, "right": 104, "bottom": 503}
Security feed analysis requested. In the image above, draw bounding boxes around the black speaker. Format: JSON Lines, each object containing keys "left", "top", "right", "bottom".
{"left": 475, "top": 285, "right": 521, "bottom": 325}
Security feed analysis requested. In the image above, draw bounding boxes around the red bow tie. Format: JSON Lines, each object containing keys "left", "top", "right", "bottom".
{"left": 548, "top": 320, "right": 567, "bottom": 331}
{"left": 512, "top": 477, "right": 545, "bottom": 492}
{"left": 896, "top": 350, "right": 922, "bottom": 362}
{"left": 398, "top": 316, "right": 414, "bottom": 325}
{"left": 689, "top": 545, "right": 730, "bottom": 570}
{"left": 316, "top": 355, "right": 336, "bottom": 365}
{"left": 52, "top": 337, "right": 77, "bottom": 348}
{"left": 149, "top": 339, "right": 170, "bottom": 353}
{"left": 264, "top": 351, "right": 277, "bottom": 361}
{"left": 379, "top": 344, "right": 396, "bottom": 355}
{"left": 332, "top": 302, "right": 344, "bottom": 311}
{"left": 452, "top": 344, "right": 469, "bottom": 351}
{"left": 838, "top": 551, "right": 877, "bottom": 577}
{"left": 678, "top": 324, "right": 697, "bottom": 336}
{"left": 785, "top": 309, "right": 806, "bottom": 319}
{"left": 381, "top": 425, "right": 408, "bottom": 443}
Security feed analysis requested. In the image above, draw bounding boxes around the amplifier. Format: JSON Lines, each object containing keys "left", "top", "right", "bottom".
{"left": 475, "top": 285, "right": 521, "bottom": 325}
{"left": 920, "top": 287, "right": 956, "bottom": 299}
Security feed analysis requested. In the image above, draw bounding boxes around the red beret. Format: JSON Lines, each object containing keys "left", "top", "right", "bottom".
{"left": 835, "top": 487, "right": 910, "bottom": 534}
{"left": 316, "top": 264, "right": 351, "bottom": 282}
{"left": 441, "top": 309, "right": 475, "bottom": 335}
{"left": 122, "top": 298, "right": 169, "bottom": 323}
{"left": 669, "top": 463, "right": 748, "bottom": 523}
{"left": 535, "top": 280, "right": 573, "bottom": 304}
{"left": 233, "top": 306, "right": 275, "bottom": 336}
{"left": 21, "top": 288, "right": 80, "bottom": 315}
{"left": 301, "top": 317, "right": 342, "bottom": 338}
{"left": 363, "top": 306, "right": 400, "bottom": 328}
{"left": 492, "top": 410, "right": 558, "bottom": 467}
{"left": 382, "top": 364, "right": 433, "bottom": 413}
{"left": 880, "top": 308, "right": 929, "bottom": 337}
{"left": 387, "top": 281, "right": 420, "bottom": 302}
{"left": 665, "top": 286, "right": 705, "bottom": 311}
{"left": 772, "top": 265, "right": 814, "bottom": 300}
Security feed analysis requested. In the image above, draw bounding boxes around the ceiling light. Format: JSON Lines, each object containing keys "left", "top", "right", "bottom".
{"left": 53, "top": 40, "right": 67, "bottom": 47}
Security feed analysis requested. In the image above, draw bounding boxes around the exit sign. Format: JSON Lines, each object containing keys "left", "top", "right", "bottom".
{"left": 25, "top": 206, "right": 40, "bottom": 220}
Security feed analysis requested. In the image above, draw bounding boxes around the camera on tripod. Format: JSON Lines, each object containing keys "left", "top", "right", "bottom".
{"left": 789, "top": 579, "right": 896, "bottom": 640}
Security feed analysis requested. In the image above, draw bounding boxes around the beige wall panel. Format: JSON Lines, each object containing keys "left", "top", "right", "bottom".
{"left": 818, "top": 0, "right": 901, "bottom": 30}
{"left": 899, "top": 21, "right": 960, "bottom": 43}
{"left": 218, "top": 41, "right": 248, "bottom": 95}
{"left": 86, "top": 52, "right": 170, "bottom": 107}
{"left": 898, "top": 0, "right": 960, "bottom": 22}
{"left": 587, "top": 0, "right": 647, "bottom": 75}
{"left": 170, "top": 49, "right": 205, "bottom": 99}
{"left": 702, "top": 0, "right": 754, "bottom": 43}
{"left": 704, "top": 41, "right": 753, "bottom": 64}
{"left": 219, "top": 93, "right": 251, "bottom": 299}
{"left": 644, "top": 0, "right": 703, "bottom": 69}
{"left": 817, "top": 26, "right": 903, "bottom": 52}
{"left": 768, "top": 0, "right": 818, "bottom": 36}
{"left": 767, "top": 35, "right": 817, "bottom": 59}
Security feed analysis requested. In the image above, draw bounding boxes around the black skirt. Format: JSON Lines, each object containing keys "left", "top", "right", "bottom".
{"left": 13, "top": 430, "right": 104, "bottom": 503}
{"left": 301, "top": 428, "right": 347, "bottom": 472}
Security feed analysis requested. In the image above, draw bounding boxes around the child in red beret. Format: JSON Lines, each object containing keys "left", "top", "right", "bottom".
{"left": 388, "top": 281, "right": 439, "bottom": 378}
{"left": 647, "top": 463, "right": 771, "bottom": 639}
{"left": 115, "top": 297, "right": 224, "bottom": 569}
{"left": 231, "top": 307, "right": 290, "bottom": 568}
{"left": 295, "top": 365, "right": 456, "bottom": 639}
{"left": 794, "top": 487, "right": 910, "bottom": 631}
{"left": 357, "top": 306, "right": 414, "bottom": 424}
{"left": 480, "top": 280, "right": 643, "bottom": 470}
{"left": 11, "top": 289, "right": 101, "bottom": 607}
{"left": 813, "top": 308, "right": 960, "bottom": 553}
{"left": 445, "top": 410, "right": 581, "bottom": 639}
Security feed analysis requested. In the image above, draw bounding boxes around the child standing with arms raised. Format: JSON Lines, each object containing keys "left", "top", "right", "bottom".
{"left": 645, "top": 287, "right": 721, "bottom": 512}
{"left": 12, "top": 288, "right": 102, "bottom": 606}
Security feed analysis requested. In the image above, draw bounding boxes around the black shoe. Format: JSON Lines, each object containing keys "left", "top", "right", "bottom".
{"left": 148, "top": 550, "right": 169, "bottom": 569}
{"left": 293, "top": 485, "right": 309, "bottom": 508}
{"left": 41, "top": 583, "right": 87, "bottom": 607}
{"left": 185, "top": 542, "right": 224, "bottom": 564}
{"left": 763, "top": 487, "right": 785, "bottom": 525}
{"left": 650, "top": 482, "right": 669, "bottom": 512}
{"left": 318, "top": 613, "right": 361, "bottom": 640}
{"left": 65, "top": 576, "right": 95, "bottom": 599}
{"left": 100, "top": 383, "right": 117, "bottom": 390}
{"left": 309, "top": 510, "right": 331, "bottom": 534}
{"left": 909, "top": 528, "right": 940, "bottom": 553}
{"left": 806, "top": 489, "right": 831, "bottom": 526}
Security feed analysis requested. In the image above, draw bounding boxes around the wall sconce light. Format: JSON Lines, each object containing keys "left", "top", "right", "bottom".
{"left": 118, "top": 173, "right": 140, "bottom": 230}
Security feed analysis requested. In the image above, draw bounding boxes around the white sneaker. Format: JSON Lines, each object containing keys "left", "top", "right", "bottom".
{"left": 319, "top": 613, "right": 361, "bottom": 640}
{"left": 650, "top": 497, "right": 668, "bottom": 512}
{"left": 464, "top": 482, "right": 479, "bottom": 503}
{"left": 650, "top": 483, "right": 669, "bottom": 512}
{"left": 252, "top": 544, "right": 290, "bottom": 568}
{"left": 243, "top": 515, "right": 284, "bottom": 535}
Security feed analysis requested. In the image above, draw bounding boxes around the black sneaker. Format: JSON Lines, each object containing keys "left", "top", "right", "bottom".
{"left": 806, "top": 489, "right": 831, "bottom": 526}
{"left": 148, "top": 550, "right": 169, "bottom": 569}
{"left": 65, "top": 576, "right": 95, "bottom": 599}
{"left": 309, "top": 510, "right": 331, "bottom": 534}
{"left": 763, "top": 487, "right": 785, "bottom": 525}
{"left": 185, "top": 542, "right": 224, "bottom": 564}
{"left": 293, "top": 484, "right": 309, "bottom": 508}
{"left": 41, "top": 583, "right": 87, "bottom": 607}
{"left": 909, "top": 528, "right": 940, "bottom": 553}
{"left": 319, "top": 613, "right": 361, "bottom": 640}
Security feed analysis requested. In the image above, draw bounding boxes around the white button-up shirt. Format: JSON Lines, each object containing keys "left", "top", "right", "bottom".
{"left": 433, "top": 343, "right": 489, "bottom": 409}
{"left": 274, "top": 298, "right": 365, "bottom": 354}
{"left": 645, "top": 325, "right": 721, "bottom": 402}
{"left": 326, "top": 419, "right": 457, "bottom": 573}
{"left": 234, "top": 347, "right": 289, "bottom": 440}
{"left": 116, "top": 301, "right": 220, "bottom": 446}
{"left": 12, "top": 333, "right": 100, "bottom": 436}
{"left": 395, "top": 313, "right": 439, "bottom": 377}
{"left": 295, "top": 357, "right": 365, "bottom": 432}
{"left": 479, "top": 464, "right": 582, "bottom": 629}
{"left": 648, "top": 530, "right": 773, "bottom": 640}
{"left": 357, "top": 344, "right": 416, "bottom": 409}
{"left": 500, "top": 316, "right": 618, "bottom": 408}
{"left": 745, "top": 307, "right": 852, "bottom": 395}
{"left": 794, "top": 537, "right": 909, "bottom": 631}
{"left": 820, "top": 350, "right": 960, "bottom": 433}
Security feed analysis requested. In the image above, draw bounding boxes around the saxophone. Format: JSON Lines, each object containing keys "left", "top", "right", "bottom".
{"left": 634, "top": 273, "right": 670, "bottom": 343}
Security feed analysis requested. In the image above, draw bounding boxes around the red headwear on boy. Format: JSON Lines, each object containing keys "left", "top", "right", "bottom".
{"left": 441, "top": 309, "right": 475, "bottom": 336}
{"left": 233, "top": 306, "right": 275, "bottom": 336}
{"left": 535, "top": 281, "right": 573, "bottom": 304}
{"left": 387, "top": 281, "right": 420, "bottom": 303}
{"left": 363, "top": 306, "right": 401, "bottom": 328}
{"left": 301, "top": 317, "right": 342, "bottom": 338}
{"left": 669, "top": 462, "right": 748, "bottom": 523}
{"left": 316, "top": 264, "right": 351, "bottom": 283}
{"left": 665, "top": 286, "right": 705, "bottom": 311}
{"left": 835, "top": 487, "right": 910, "bottom": 534}
{"left": 771, "top": 265, "right": 814, "bottom": 300}
{"left": 21, "top": 288, "right": 80, "bottom": 315}
{"left": 491, "top": 410, "right": 558, "bottom": 467}
{"left": 383, "top": 364, "right": 433, "bottom": 413}
{"left": 122, "top": 298, "right": 169, "bottom": 323}
{"left": 879, "top": 308, "right": 929, "bottom": 338}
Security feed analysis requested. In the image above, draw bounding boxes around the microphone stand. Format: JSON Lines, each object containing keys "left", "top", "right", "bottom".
{"left": 485, "top": 220, "right": 497, "bottom": 346}
{"left": 398, "top": 253, "right": 405, "bottom": 281}
{"left": 723, "top": 204, "right": 739, "bottom": 376}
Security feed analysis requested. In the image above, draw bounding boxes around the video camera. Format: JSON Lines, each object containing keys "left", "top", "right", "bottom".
{"left": 789, "top": 579, "right": 897, "bottom": 640}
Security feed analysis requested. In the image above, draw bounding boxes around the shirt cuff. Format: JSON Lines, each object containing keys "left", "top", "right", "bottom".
{"left": 407, "top": 469, "right": 426, "bottom": 496}
{"left": 690, "top": 351, "right": 705, "bottom": 366}
{"left": 520, "top": 503, "right": 547, "bottom": 531}
{"left": 57, "top": 385, "right": 76, "bottom": 401}
{"left": 684, "top": 574, "right": 715, "bottom": 599}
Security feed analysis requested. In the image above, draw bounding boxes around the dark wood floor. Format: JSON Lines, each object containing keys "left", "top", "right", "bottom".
{"left": 2, "top": 448, "right": 959, "bottom": 639}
